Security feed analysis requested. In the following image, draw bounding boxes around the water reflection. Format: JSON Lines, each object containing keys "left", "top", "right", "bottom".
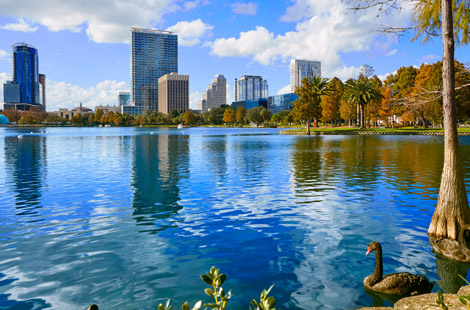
{"left": 131, "top": 134, "right": 189, "bottom": 233}
{"left": 4, "top": 134, "right": 46, "bottom": 217}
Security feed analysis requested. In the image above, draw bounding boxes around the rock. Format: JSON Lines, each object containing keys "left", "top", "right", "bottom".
{"left": 358, "top": 287, "right": 470, "bottom": 309}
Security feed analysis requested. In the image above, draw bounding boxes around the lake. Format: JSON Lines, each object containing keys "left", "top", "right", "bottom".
{"left": 1, "top": 127, "right": 470, "bottom": 310}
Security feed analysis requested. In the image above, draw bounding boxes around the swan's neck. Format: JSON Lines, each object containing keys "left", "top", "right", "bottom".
{"left": 370, "top": 246, "right": 383, "bottom": 285}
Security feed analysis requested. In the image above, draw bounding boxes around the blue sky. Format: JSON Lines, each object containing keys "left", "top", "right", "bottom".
{"left": 0, "top": 0, "right": 469, "bottom": 111}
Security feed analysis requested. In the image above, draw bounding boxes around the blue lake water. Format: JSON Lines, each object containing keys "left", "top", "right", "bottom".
{"left": 1, "top": 127, "right": 470, "bottom": 309}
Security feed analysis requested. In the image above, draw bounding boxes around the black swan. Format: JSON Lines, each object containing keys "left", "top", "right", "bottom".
{"left": 364, "top": 241, "right": 434, "bottom": 296}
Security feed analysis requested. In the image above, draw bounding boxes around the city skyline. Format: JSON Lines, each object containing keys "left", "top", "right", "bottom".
{"left": 1, "top": 0, "right": 470, "bottom": 112}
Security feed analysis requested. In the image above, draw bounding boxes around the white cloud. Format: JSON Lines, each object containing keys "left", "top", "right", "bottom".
{"left": 46, "top": 79, "right": 128, "bottom": 111}
{"left": 231, "top": 2, "right": 258, "bottom": 16}
{"left": 184, "top": 0, "right": 210, "bottom": 10}
{"left": 386, "top": 48, "right": 397, "bottom": 56}
{"left": 0, "top": 50, "right": 9, "bottom": 62}
{"left": 0, "top": 0, "right": 186, "bottom": 43}
{"left": 277, "top": 84, "right": 291, "bottom": 95}
{"left": 0, "top": 18, "right": 38, "bottom": 32}
{"left": 190, "top": 91, "right": 201, "bottom": 110}
{"left": 421, "top": 54, "right": 440, "bottom": 62}
{"left": 211, "top": 0, "right": 412, "bottom": 80}
{"left": 378, "top": 70, "right": 397, "bottom": 81}
{"left": 166, "top": 19, "right": 213, "bottom": 46}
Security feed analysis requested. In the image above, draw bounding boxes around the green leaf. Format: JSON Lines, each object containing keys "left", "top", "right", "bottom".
{"left": 158, "top": 304, "right": 165, "bottom": 310}
{"left": 265, "top": 284, "right": 274, "bottom": 296}
{"left": 437, "top": 290, "right": 444, "bottom": 303}
{"left": 205, "top": 288, "right": 214, "bottom": 297}
{"left": 201, "top": 274, "right": 213, "bottom": 286}
{"left": 203, "top": 303, "right": 219, "bottom": 308}
{"left": 459, "top": 296, "right": 469, "bottom": 305}
{"left": 217, "top": 274, "right": 227, "bottom": 286}
{"left": 182, "top": 302, "right": 189, "bottom": 310}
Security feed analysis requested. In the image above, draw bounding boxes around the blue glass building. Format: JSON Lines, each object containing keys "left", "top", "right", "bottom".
{"left": 3, "top": 43, "right": 42, "bottom": 110}
{"left": 130, "top": 28, "right": 178, "bottom": 113}
{"left": 267, "top": 93, "right": 298, "bottom": 114}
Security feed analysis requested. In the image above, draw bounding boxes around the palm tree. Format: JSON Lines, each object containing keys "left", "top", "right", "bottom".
{"left": 293, "top": 76, "right": 330, "bottom": 135}
{"left": 343, "top": 79, "right": 383, "bottom": 129}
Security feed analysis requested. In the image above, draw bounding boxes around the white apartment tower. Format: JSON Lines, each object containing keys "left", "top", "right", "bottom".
{"left": 234, "top": 75, "right": 268, "bottom": 101}
{"left": 290, "top": 59, "right": 321, "bottom": 92}
{"left": 199, "top": 74, "right": 226, "bottom": 112}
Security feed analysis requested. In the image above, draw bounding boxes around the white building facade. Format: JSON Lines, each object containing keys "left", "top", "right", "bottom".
{"left": 234, "top": 75, "right": 268, "bottom": 101}
{"left": 199, "top": 74, "right": 226, "bottom": 112}
{"left": 290, "top": 59, "right": 321, "bottom": 92}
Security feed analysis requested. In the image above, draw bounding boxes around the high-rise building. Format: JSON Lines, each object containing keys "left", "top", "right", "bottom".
{"left": 234, "top": 75, "right": 268, "bottom": 101}
{"left": 158, "top": 73, "right": 189, "bottom": 114}
{"left": 3, "top": 43, "right": 44, "bottom": 110}
{"left": 290, "top": 59, "right": 321, "bottom": 92}
{"left": 39, "top": 73, "right": 46, "bottom": 109}
{"left": 127, "top": 28, "right": 178, "bottom": 114}
{"left": 199, "top": 74, "right": 226, "bottom": 112}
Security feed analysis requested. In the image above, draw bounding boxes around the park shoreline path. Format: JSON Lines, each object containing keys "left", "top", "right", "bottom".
{"left": 280, "top": 130, "right": 470, "bottom": 136}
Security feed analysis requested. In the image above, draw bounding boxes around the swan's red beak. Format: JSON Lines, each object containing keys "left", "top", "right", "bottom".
{"left": 366, "top": 246, "right": 371, "bottom": 255}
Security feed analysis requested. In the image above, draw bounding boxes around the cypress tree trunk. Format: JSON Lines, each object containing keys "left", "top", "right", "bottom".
{"left": 428, "top": 0, "right": 470, "bottom": 261}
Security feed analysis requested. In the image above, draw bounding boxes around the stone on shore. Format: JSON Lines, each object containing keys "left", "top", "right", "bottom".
{"left": 357, "top": 286, "right": 470, "bottom": 310}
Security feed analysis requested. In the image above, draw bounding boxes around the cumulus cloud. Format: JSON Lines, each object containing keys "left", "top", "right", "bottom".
{"left": 0, "top": 50, "right": 9, "bottom": 62}
{"left": 0, "top": 18, "right": 38, "bottom": 32}
{"left": 45, "top": 79, "right": 128, "bottom": 111}
{"left": 211, "top": 0, "right": 412, "bottom": 80}
{"left": 277, "top": 84, "right": 291, "bottom": 95}
{"left": 166, "top": 19, "right": 213, "bottom": 46}
{"left": 421, "top": 54, "right": 440, "bottom": 62}
{"left": 386, "top": 48, "right": 398, "bottom": 56}
{"left": 190, "top": 91, "right": 202, "bottom": 110}
{"left": 0, "top": 0, "right": 185, "bottom": 43}
{"left": 231, "top": 2, "right": 258, "bottom": 15}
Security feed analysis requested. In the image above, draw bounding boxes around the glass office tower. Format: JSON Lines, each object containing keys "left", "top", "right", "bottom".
{"left": 3, "top": 43, "right": 42, "bottom": 110}
{"left": 234, "top": 75, "right": 268, "bottom": 101}
{"left": 130, "top": 28, "right": 178, "bottom": 113}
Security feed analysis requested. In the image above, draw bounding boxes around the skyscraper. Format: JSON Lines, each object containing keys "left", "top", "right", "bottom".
{"left": 158, "top": 73, "right": 189, "bottom": 114}
{"left": 39, "top": 73, "right": 46, "bottom": 109}
{"left": 3, "top": 43, "right": 44, "bottom": 110}
{"left": 290, "top": 59, "right": 321, "bottom": 92}
{"left": 199, "top": 74, "right": 226, "bottom": 112}
{"left": 234, "top": 75, "right": 268, "bottom": 101}
{"left": 128, "top": 28, "right": 178, "bottom": 114}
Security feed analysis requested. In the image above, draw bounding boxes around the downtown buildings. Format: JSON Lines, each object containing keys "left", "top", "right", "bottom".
{"left": 3, "top": 43, "right": 46, "bottom": 111}
{"left": 199, "top": 74, "right": 226, "bottom": 112}
{"left": 123, "top": 28, "right": 182, "bottom": 115}
{"left": 290, "top": 59, "right": 321, "bottom": 92}
{"left": 158, "top": 73, "right": 189, "bottom": 114}
{"left": 234, "top": 75, "right": 268, "bottom": 101}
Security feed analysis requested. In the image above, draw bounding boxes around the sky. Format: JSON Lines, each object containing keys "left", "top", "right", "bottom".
{"left": 0, "top": 0, "right": 469, "bottom": 112}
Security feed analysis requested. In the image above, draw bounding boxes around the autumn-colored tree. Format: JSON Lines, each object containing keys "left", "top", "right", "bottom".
{"left": 87, "top": 113, "right": 94, "bottom": 126}
{"left": 321, "top": 77, "right": 343, "bottom": 127}
{"left": 379, "top": 87, "right": 394, "bottom": 127}
{"left": 292, "top": 76, "right": 330, "bottom": 135}
{"left": 223, "top": 107, "right": 236, "bottom": 125}
{"left": 184, "top": 109, "right": 196, "bottom": 126}
{"left": 1, "top": 109, "right": 21, "bottom": 123}
{"left": 94, "top": 108, "right": 104, "bottom": 123}
{"left": 19, "top": 107, "right": 48, "bottom": 124}
{"left": 114, "top": 115, "right": 123, "bottom": 126}
{"left": 235, "top": 107, "right": 247, "bottom": 125}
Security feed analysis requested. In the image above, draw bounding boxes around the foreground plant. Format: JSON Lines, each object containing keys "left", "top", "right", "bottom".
{"left": 157, "top": 266, "right": 276, "bottom": 310}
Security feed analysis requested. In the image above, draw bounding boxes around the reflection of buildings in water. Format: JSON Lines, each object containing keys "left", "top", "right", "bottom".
{"left": 203, "top": 138, "right": 228, "bottom": 181}
{"left": 5, "top": 135, "right": 46, "bottom": 215}
{"left": 131, "top": 134, "right": 189, "bottom": 232}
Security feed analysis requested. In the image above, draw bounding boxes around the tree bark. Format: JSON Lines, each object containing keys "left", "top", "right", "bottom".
{"left": 428, "top": 0, "right": 470, "bottom": 243}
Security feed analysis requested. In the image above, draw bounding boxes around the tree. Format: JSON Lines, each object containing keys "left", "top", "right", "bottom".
{"left": 343, "top": 79, "right": 383, "bottom": 129}
{"left": 245, "top": 107, "right": 263, "bottom": 126}
{"left": 223, "top": 107, "right": 236, "bottom": 125}
{"left": 292, "top": 76, "right": 330, "bottom": 135}
{"left": 184, "top": 110, "right": 196, "bottom": 126}
{"left": 94, "top": 108, "right": 104, "bottom": 123}
{"left": 351, "top": 0, "right": 470, "bottom": 261}
{"left": 1, "top": 109, "right": 21, "bottom": 123}
{"left": 235, "top": 107, "right": 247, "bottom": 125}
{"left": 321, "top": 77, "right": 343, "bottom": 127}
